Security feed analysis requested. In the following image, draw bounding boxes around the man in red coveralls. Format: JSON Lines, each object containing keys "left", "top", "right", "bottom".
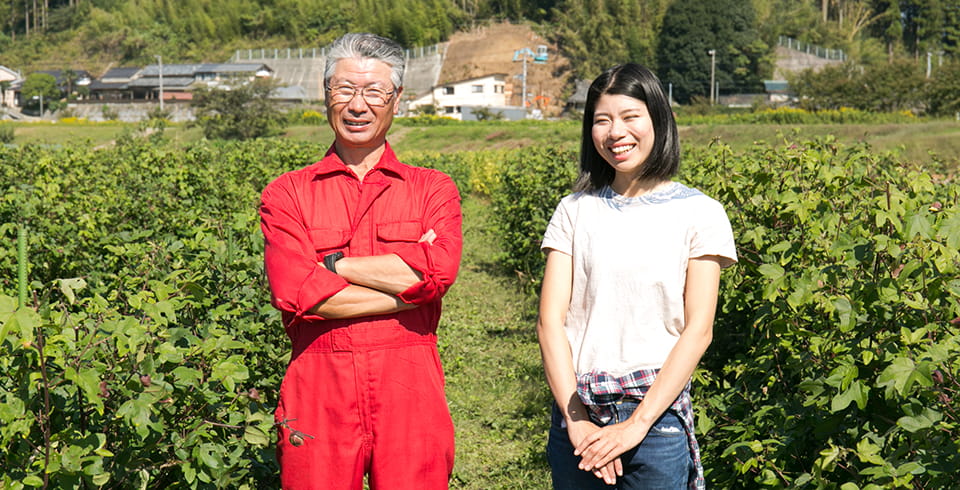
{"left": 259, "top": 32, "right": 462, "bottom": 489}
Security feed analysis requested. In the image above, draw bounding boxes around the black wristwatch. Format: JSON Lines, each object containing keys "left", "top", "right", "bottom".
{"left": 323, "top": 251, "right": 344, "bottom": 273}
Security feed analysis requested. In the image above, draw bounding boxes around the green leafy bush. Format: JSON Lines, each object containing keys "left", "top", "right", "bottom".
{"left": 0, "top": 139, "right": 325, "bottom": 488}
{"left": 490, "top": 146, "right": 578, "bottom": 287}
{"left": 0, "top": 124, "right": 13, "bottom": 144}
{"left": 677, "top": 107, "right": 920, "bottom": 125}
{"left": 483, "top": 137, "right": 960, "bottom": 487}
{"left": 2, "top": 136, "right": 958, "bottom": 488}
{"left": 404, "top": 150, "right": 505, "bottom": 197}
{"left": 191, "top": 79, "right": 287, "bottom": 140}
{"left": 684, "top": 140, "right": 960, "bottom": 487}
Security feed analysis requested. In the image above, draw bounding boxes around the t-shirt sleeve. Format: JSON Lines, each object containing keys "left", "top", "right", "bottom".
{"left": 541, "top": 195, "right": 575, "bottom": 256}
{"left": 690, "top": 198, "right": 738, "bottom": 268}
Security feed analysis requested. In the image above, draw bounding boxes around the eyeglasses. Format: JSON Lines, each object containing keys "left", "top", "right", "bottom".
{"left": 325, "top": 84, "right": 396, "bottom": 107}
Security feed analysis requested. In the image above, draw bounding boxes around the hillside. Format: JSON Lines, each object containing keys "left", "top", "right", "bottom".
{"left": 440, "top": 23, "right": 572, "bottom": 116}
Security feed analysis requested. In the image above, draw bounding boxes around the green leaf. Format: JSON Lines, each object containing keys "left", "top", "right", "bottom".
{"left": 898, "top": 414, "right": 934, "bottom": 432}
{"left": 64, "top": 366, "right": 105, "bottom": 414}
{"left": 832, "top": 296, "right": 856, "bottom": 332}
{"left": 855, "top": 438, "right": 886, "bottom": 465}
{"left": 0, "top": 295, "right": 19, "bottom": 348}
{"left": 57, "top": 277, "right": 88, "bottom": 305}
{"left": 211, "top": 355, "right": 250, "bottom": 392}
{"left": 60, "top": 443, "right": 87, "bottom": 472}
{"left": 758, "top": 263, "right": 785, "bottom": 280}
{"left": 818, "top": 444, "right": 841, "bottom": 471}
{"left": 172, "top": 366, "right": 203, "bottom": 387}
{"left": 877, "top": 357, "right": 916, "bottom": 398}
{"left": 196, "top": 443, "right": 223, "bottom": 470}
{"left": 904, "top": 212, "right": 932, "bottom": 240}
{"left": 831, "top": 380, "right": 869, "bottom": 412}
{"left": 877, "top": 357, "right": 933, "bottom": 398}
{"left": 896, "top": 461, "right": 925, "bottom": 476}
{"left": 22, "top": 475, "right": 45, "bottom": 487}
{"left": 243, "top": 424, "right": 270, "bottom": 446}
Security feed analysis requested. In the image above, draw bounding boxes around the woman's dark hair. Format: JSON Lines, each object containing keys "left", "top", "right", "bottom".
{"left": 573, "top": 63, "right": 680, "bottom": 193}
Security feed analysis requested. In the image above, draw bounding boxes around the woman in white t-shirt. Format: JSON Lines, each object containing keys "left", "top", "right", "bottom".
{"left": 538, "top": 63, "right": 737, "bottom": 489}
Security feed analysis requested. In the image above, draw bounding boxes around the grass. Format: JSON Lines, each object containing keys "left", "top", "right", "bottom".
{"left": 439, "top": 196, "right": 553, "bottom": 489}
{"left": 4, "top": 117, "right": 959, "bottom": 173}
{"left": 679, "top": 120, "right": 960, "bottom": 169}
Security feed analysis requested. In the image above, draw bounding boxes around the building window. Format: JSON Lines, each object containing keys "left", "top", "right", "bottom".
{"left": 443, "top": 86, "right": 454, "bottom": 95}
{"left": 444, "top": 106, "right": 456, "bottom": 114}
{"left": 472, "top": 84, "right": 483, "bottom": 93}
{"left": 494, "top": 85, "right": 504, "bottom": 94}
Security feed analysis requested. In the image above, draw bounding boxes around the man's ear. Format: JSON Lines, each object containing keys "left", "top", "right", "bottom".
{"left": 393, "top": 86, "right": 404, "bottom": 114}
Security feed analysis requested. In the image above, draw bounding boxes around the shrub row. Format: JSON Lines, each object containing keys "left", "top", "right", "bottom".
{"left": 2, "top": 137, "right": 958, "bottom": 488}
{"left": 489, "top": 138, "right": 960, "bottom": 487}
{"left": 0, "top": 139, "right": 327, "bottom": 488}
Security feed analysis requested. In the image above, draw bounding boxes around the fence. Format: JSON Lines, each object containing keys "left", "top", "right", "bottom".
{"left": 231, "top": 43, "right": 445, "bottom": 62}
{"left": 778, "top": 36, "right": 846, "bottom": 61}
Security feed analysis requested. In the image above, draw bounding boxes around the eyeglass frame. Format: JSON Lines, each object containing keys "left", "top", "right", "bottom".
{"left": 325, "top": 83, "right": 398, "bottom": 107}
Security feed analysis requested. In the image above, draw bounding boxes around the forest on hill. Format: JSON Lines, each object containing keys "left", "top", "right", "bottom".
{"left": 1, "top": 0, "right": 959, "bottom": 105}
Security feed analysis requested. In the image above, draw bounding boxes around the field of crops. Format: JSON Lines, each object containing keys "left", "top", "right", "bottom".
{"left": 1, "top": 126, "right": 959, "bottom": 488}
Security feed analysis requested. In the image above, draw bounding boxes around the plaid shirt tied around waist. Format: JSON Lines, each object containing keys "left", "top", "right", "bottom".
{"left": 576, "top": 369, "right": 705, "bottom": 490}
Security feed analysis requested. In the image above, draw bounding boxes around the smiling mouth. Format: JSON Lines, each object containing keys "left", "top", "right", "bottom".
{"left": 611, "top": 144, "right": 635, "bottom": 155}
{"left": 345, "top": 120, "right": 370, "bottom": 128}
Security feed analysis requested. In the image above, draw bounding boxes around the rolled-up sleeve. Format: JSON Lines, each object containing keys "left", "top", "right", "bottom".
{"left": 260, "top": 175, "right": 349, "bottom": 321}
{"left": 393, "top": 172, "right": 462, "bottom": 305}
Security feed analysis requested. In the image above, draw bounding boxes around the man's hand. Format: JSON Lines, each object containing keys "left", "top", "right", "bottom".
{"left": 419, "top": 228, "right": 436, "bottom": 244}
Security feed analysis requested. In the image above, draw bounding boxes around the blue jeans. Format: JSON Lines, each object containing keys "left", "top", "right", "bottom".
{"left": 546, "top": 400, "right": 692, "bottom": 489}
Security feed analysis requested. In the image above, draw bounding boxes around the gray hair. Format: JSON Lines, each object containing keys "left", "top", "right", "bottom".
{"left": 324, "top": 33, "right": 406, "bottom": 89}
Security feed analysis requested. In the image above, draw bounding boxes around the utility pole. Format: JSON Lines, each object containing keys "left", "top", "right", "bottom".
{"left": 155, "top": 54, "right": 164, "bottom": 111}
{"left": 520, "top": 53, "right": 528, "bottom": 109}
{"left": 708, "top": 49, "right": 716, "bottom": 105}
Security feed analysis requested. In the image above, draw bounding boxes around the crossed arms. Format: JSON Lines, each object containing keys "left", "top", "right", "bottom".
{"left": 308, "top": 229, "right": 437, "bottom": 319}
{"left": 260, "top": 171, "right": 462, "bottom": 323}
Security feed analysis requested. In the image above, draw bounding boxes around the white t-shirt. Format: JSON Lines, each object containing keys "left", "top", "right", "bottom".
{"left": 541, "top": 182, "right": 737, "bottom": 377}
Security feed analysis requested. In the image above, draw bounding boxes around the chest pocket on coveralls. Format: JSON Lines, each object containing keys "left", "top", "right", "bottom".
{"left": 307, "top": 228, "right": 350, "bottom": 261}
{"left": 376, "top": 221, "right": 421, "bottom": 254}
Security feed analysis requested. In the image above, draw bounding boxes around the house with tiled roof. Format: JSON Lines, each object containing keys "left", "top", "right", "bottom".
{"left": 120, "top": 63, "right": 274, "bottom": 101}
{"left": 87, "top": 67, "right": 141, "bottom": 101}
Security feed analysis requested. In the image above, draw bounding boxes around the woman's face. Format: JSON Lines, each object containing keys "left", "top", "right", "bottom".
{"left": 591, "top": 94, "right": 656, "bottom": 185}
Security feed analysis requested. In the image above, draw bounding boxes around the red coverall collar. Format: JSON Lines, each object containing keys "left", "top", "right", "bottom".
{"left": 312, "top": 142, "right": 408, "bottom": 181}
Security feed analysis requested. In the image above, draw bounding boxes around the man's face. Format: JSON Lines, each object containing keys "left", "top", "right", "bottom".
{"left": 325, "top": 57, "right": 402, "bottom": 152}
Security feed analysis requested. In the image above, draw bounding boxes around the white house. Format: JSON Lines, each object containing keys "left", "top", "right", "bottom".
{"left": 1, "top": 65, "right": 22, "bottom": 108}
{"left": 408, "top": 73, "right": 510, "bottom": 120}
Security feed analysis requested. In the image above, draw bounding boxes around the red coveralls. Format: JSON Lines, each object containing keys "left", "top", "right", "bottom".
{"left": 259, "top": 144, "right": 462, "bottom": 489}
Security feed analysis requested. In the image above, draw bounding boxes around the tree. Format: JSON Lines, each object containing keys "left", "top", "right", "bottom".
{"left": 945, "top": 0, "right": 960, "bottom": 57}
{"left": 61, "top": 67, "right": 77, "bottom": 98}
{"left": 551, "top": 0, "right": 666, "bottom": 80}
{"left": 190, "top": 78, "right": 287, "bottom": 140}
{"left": 20, "top": 72, "right": 60, "bottom": 113}
{"left": 789, "top": 58, "right": 928, "bottom": 112}
{"left": 656, "top": 0, "right": 768, "bottom": 104}
{"left": 0, "top": 79, "right": 10, "bottom": 114}
{"left": 925, "top": 60, "right": 960, "bottom": 115}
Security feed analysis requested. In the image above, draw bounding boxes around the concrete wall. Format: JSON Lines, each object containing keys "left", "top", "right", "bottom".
{"left": 773, "top": 46, "right": 844, "bottom": 80}
{"left": 236, "top": 44, "right": 446, "bottom": 105}
{"left": 65, "top": 101, "right": 196, "bottom": 122}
